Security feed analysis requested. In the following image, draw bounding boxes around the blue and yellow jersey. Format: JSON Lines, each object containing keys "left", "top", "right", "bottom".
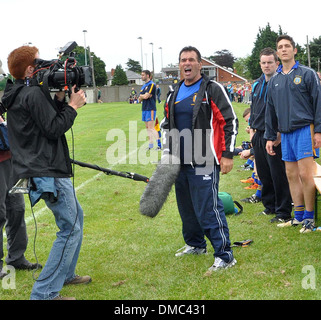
{"left": 140, "top": 80, "right": 156, "bottom": 111}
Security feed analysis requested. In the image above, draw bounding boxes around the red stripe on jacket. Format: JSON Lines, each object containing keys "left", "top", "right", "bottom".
{"left": 210, "top": 100, "right": 226, "bottom": 162}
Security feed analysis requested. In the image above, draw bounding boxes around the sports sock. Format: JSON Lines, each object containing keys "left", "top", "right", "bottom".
{"left": 255, "top": 180, "right": 262, "bottom": 198}
{"left": 294, "top": 205, "right": 304, "bottom": 222}
{"left": 303, "top": 210, "right": 314, "bottom": 220}
{"left": 149, "top": 143, "right": 154, "bottom": 149}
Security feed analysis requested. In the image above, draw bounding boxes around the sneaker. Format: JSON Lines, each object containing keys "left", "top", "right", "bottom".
{"left": 277, "top": 218, "right": 303, "bottom": 227}
{"left": 175, "top": 245, "right": 207, "bottom": 257}
{"left": 64, "top": 275, "right": 92, "bottom": 286}
{"left": 300, "top": 219, "right": 315, "bottom": 234}
{"left": 258, "top": 209, "right": 273, "bottom": 215}
{"left": 241, "top": 194, "right": 261, "bottom": 203}
{"left": 155, "top": 146, "right": 162, "bottom": 151}
{"left": 208, "top": 257, "right": 237, "bottom": 272}
{"left": 270, "top": 216, "right": 286, "bottom": 223}
{"left": 240, "top": 177, "right": 255, "bottom": 184}
{"left": 244, "top": 183, "right": 258, "bottom": 190}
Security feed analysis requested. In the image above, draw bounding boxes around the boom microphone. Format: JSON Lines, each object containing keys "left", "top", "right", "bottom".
{"left": 70, "top": 159, "right": 149, "bottom": 183}
{"left": 140, "top": 153, "right": 180, "bottom": 218}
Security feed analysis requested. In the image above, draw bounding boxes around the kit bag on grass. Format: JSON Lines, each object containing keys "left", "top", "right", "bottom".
{"left": 0, "top": 123, "right": 10, "bottom": 151}
{"left": 218, "top": 192, "right": 243, "bottom": 215}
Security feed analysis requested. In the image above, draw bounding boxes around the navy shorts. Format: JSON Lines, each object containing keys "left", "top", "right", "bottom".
{"left": 281, "top": 125, "right": 320, "bottom": 162}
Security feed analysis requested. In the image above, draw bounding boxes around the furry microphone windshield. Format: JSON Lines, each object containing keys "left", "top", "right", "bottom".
{"left": 140, "top": 153, "right": 180, "bottom": 218}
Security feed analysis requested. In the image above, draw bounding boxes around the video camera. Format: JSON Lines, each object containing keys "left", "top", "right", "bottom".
{"left": 33, "top": 41, "right": 93, "bottom": 92}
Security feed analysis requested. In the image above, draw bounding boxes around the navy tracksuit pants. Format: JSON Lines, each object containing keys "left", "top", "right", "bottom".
{"left": 251, "top": 130, "right": 292, "bottom": 219}
{"left": 175, "top": 164, "right": 234, "bottom": 263}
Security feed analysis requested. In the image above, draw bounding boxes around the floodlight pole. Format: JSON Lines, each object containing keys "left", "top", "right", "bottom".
{"left": 159, "top": 47, "right": 163, "bottom": 72}
{"left": 149, "top": 42, "right": 154, "bottom": 77}
{"left": 83, "top": 30, "right": 88, "bottom": 66}
{"left": 137, "top": 37, "right": 143, "bottom": 70}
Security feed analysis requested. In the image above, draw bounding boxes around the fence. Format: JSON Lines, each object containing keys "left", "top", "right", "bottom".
{"left": 0, "top": 84, "right": 169, "bottom": 104}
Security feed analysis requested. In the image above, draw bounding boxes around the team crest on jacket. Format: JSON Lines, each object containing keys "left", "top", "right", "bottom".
{"left": 293, "top": 76, "right": 302, "bottom": 85}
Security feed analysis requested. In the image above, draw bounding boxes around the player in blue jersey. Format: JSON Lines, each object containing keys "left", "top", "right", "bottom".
{"left": 139, "top": 70, "right": 158, "bottom": 150}
{"left": 265, "top": 35, "right": 321, "bottom": 233}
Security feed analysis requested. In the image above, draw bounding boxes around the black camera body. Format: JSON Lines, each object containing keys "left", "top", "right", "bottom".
{"left": 33, "top": 41, "right": 93, "bottom": 92}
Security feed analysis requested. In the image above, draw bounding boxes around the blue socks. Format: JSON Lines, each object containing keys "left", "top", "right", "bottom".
{"left": 303, "top": 210, "right": 314, "bottom": 220}
{"left": 294, "top": 206, "right": 314, "bottom": 221}
{"left": 294, "top": 205, "right": 304, "bottom": 222}
{"left": 255, "top": 180, "right": 262, "bottom": 198}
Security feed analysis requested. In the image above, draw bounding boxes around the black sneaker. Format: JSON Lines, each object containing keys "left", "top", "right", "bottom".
{"left": 270, "top": 216, "right": 286, "bottom": 223}
{"left": 241, "top": 194, "right": 261, "bottom": 203}
{"left": 258, "top": 209, "right": 273, "bottom": 215}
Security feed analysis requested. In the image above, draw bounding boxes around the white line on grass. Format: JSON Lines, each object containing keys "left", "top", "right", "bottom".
{"left": 4, "top": 150, "right": 139, "bottom": 238}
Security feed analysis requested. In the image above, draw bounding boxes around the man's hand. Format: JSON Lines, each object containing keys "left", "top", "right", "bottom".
{"left": 68, "top": 85, "right": 86, "bottom": 110}
{"left": 239, "top": 149, "right": 251, "bottom": 160}
{"left": 314, "top": 133, "right": 321, "bottom": 149}
{"left": 266, "top": 140, "right": 276, "bottom": 156}
{"left": 220, "top": 157, "right": 233, "bottom": 175}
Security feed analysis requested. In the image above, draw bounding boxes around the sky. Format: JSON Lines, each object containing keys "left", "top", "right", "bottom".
{"left": 1, "top": 0, "right": 321, "bottom": 75}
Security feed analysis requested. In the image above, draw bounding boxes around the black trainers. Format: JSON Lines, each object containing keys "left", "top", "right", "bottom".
{"left": 241, "top": 194, "right": 261, "bottom": 203}
{"left": 270, "top": 216, "right": 286, "bottom": 223}
{"left": 7, "top": 261, "right": 42, "bottom": 270}
{"left": 258, "top": 209, "right": 273, "bottom": 215}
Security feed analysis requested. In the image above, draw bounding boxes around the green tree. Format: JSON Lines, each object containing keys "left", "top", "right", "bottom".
{"left": 91, "top": 54, "right": 108, "bottom": 87}
{"left": 112, "top": 65, "right": 128, "bottom": 86}
{"left": 247, "top": 23, "right": 283, "bottom": 79}
{"left": 304, "top": 36, "right": 321, "bottom": 71}
{"left": 126, "top": 58, "right": 142, "bottom": 73}
{"left": 207, "top": 50, "right": 235, "bottom": 68}
{"left": 65, "top": 46, "right": 107, "bottom": 87}
{"left": 233, "top": 56, "right": 252, "bottom": 80}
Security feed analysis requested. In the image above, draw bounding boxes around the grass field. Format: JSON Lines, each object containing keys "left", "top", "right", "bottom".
{"left": 1, "top": 100, "right": 321, "bottom": 301}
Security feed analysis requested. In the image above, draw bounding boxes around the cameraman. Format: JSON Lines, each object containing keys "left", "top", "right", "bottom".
{"left": 2, "top": 46, "right": 88, "bottom": 300}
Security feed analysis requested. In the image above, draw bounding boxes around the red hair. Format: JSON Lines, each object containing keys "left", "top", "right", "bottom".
{"left": 7, "top": 46, "right": 39, "bottom": 79}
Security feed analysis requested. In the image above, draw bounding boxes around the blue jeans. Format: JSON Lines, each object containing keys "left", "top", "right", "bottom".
{"left": 30, "top": 178, "right": 83, "bottom": 300}
{"left": 175, "top": 164, "right": 234, "bottom": 263}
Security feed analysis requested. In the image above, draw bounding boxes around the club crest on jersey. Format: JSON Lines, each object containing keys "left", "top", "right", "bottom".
{"left": 293, "top": 76, "right": 302, "bottom": 85}
{"left": 193, "top": 93, "right": 198, "bottom": 103}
